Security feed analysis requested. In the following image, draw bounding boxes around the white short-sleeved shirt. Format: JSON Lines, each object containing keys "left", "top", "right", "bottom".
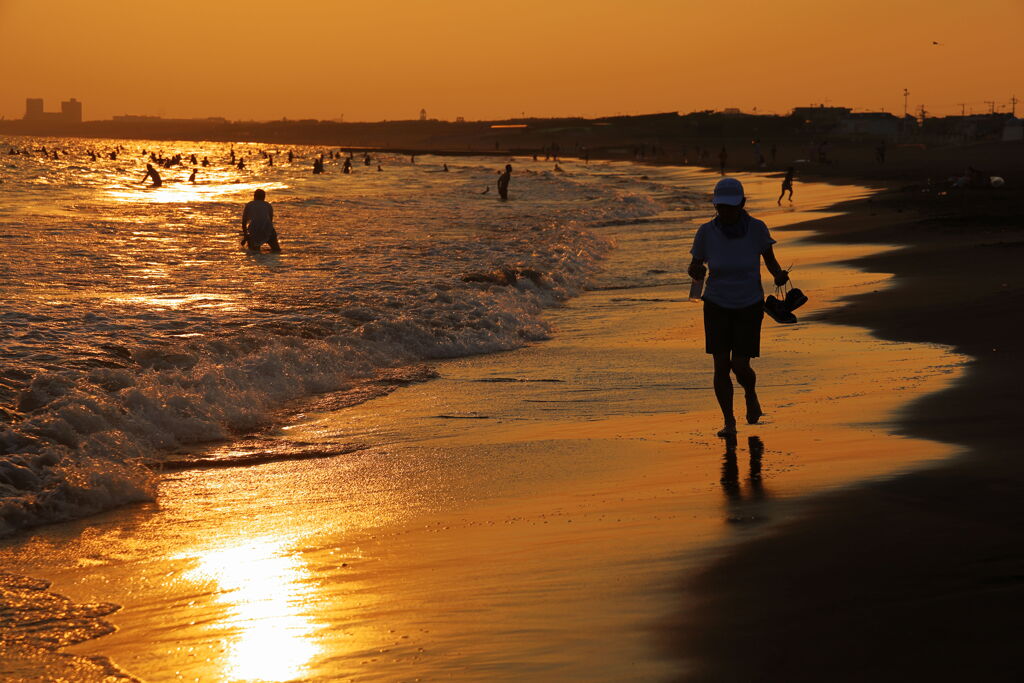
{"left": 690, "top": 215, "right": 775, "bottom": 309}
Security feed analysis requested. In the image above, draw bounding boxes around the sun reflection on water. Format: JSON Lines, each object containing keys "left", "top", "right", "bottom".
{"left": 179, "top": 538, "right": 322, "bottom": 682}
{"left": 105, "top": 179, "right": 289, "bottom": 204}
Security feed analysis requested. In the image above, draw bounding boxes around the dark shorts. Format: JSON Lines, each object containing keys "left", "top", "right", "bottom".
{"left": 703, "top": 299, "right": 764, "bottom": 358}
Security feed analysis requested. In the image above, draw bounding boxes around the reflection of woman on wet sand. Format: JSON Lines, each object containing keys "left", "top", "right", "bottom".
{"left": 688, "top": 178, "right": 789, "bottom": 437}
{"left": 721, "top": 436, "right": 765, "bottom": 506}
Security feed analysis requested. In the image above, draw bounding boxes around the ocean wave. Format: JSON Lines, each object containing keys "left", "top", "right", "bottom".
{"left": 0, "top": 139, "right": 659, "bottom": 536}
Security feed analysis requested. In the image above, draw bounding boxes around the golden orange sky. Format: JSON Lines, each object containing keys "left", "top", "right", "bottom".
{"left": 1, "top": 0, "right": 1021, "bottom": 122}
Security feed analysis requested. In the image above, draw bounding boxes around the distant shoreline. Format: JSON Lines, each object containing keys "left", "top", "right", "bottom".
{"left": 3, "top": 117, "right": 1019, "bottom": 190}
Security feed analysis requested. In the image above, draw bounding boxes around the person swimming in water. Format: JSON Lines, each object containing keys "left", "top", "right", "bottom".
{"left": 189, "top": 168, "right": 197, "bottom": 183}
{"left": 141, "top": 163, "right": 162, "bottom": 187}
{"left": 241, "top": 189, "right": 281, "bottom": 253}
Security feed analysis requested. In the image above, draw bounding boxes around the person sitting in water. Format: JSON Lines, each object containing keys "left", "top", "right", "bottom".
{"left": 141, "top": 163, "right": 162, "bottom": 187}
{"left": 241, "top": 189, "right": 281, "bottom": 253}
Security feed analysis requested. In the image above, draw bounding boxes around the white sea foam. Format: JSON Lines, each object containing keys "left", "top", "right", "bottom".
{"left": 0, "top": 138, "right": 672, "bottom": 536}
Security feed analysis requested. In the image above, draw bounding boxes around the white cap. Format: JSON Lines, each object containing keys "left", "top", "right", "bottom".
{"left": 712, "top": 177, "right": 745, "bottom": 206}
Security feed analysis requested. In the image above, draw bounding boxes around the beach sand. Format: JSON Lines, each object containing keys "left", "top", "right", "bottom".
{"left": 670, "top": 176, "right": 1024, "bottom": 681}
{"left": 0, "top": 172, "right": 975, "bottom": 681}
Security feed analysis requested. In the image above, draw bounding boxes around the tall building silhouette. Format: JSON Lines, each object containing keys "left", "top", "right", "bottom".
{"left": 23, "top": 98, "right": 82, "bottom": 123}
{"left": 25, "top": 98, "right": 44, "bottom": 119}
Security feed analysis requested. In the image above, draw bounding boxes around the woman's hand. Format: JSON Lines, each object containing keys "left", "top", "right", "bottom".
{"left": 774, "top": 269, "right": 790, "bottom": 287}
{"left": 688, "top": 261, "right": 707, "bottom": 281}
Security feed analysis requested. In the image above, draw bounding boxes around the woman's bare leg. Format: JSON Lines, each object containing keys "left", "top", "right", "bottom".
{"left": 731, "top": 355, "right": 762, "bottom": 424}
{"left": 713, "top": 352, "right": 736, "bottom": 434}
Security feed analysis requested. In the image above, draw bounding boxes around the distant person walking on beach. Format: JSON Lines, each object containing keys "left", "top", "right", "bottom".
{"left": 718, "top": 147, "right": 728, "bottom": 175}
{"left": 688, "top": 177, "right": 789, "bottom": 437}
{"left": 241, "top": 189, "right": 281, "bottom": 253}
{"left": 141, "top": 163, "right": 162, "bottom": 187}
{"left": 497, "top": 164, "right": 512, "bottom": 200}
{"left": 777, "top": 167, "right": 794, "bottom": 205}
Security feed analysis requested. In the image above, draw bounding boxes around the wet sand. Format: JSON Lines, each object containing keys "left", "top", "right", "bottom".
{"left": 671, "top": 163, "right": 1024, "bottom": 680}
{"left": 0, "top": 172, "right": 970, "bottom": 680}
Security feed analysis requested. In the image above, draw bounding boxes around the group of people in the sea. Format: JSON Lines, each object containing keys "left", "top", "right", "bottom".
{"left": 6, "top": 137, "right": 795, "bottom": 437}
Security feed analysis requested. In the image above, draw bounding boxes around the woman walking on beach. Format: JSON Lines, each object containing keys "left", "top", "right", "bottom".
{"left": 688, "top": 177, "right": 789, "bottom": 437}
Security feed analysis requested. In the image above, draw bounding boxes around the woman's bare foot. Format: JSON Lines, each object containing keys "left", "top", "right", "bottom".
{"left": 717, "top": 420, "right": 738, "bottom": 437}
{"left": 745, "top": 393, "right": 763, "bottom": 424}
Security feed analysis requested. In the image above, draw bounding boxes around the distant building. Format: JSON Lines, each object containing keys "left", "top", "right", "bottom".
{"left": 836, "top": 112, "right": 901, "bottom": 140}
{"left": 419, "top": 108, "right": 427, "bottom": 121}
{"left": 25, "top": 98, "right": 44, "bottom": 119}
{"left": 23, "top": 97, "right": 82, "bottom": 123}
{"left": 792, "top": 105, "right": 852, "bottom": 126}
{"left": 922, "top": 113, "right": 1014, "bottom": 143}
{"left": 1001, "top": 118, "right": 1023, "bottom": 142}
{"left": 61, "top": 98, "right": 82, "bottom": 123}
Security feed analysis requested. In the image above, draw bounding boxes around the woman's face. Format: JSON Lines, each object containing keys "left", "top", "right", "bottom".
{"left": 714, "top": 202, "right": 744, "bottom": 224}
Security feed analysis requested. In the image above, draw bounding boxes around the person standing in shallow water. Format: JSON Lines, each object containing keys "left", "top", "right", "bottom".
{"left": 497, "top": 164, "right": 512, "bottom": 200}
{"left": 688, "top": 177, "right": 789, "bottom": 437}
{"left": 241, "top": 189, "right": 280, "bottom": 253}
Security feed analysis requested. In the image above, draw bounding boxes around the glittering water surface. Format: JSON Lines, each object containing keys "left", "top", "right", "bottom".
{"left": 0, "top": 137, "right": 674, "bottom": 535}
